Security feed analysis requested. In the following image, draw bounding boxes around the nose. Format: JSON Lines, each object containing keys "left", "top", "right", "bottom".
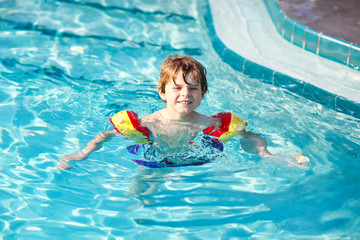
{"left": 180, "top": 87, "right": 190, "bottom": 96}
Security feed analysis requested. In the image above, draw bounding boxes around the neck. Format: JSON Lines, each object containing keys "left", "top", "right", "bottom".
{"left": 161, "top": 109, "right": 197, "bottom": 122}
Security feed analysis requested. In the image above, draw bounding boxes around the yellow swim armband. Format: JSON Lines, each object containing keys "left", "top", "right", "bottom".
{"left": 203, "top": 112, "right": 247, "bottom": 143}
{"left": 110, "top": 110, "right": 150, "bottom": 144}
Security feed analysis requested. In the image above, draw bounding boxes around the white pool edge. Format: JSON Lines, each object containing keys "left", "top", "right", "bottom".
{"left": 208, "top": 0, "right": 360, "bottom": 104}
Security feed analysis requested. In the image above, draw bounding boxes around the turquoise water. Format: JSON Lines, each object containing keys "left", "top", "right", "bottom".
{"left": 1, "top": 0, "right": 360, "bottom": 239}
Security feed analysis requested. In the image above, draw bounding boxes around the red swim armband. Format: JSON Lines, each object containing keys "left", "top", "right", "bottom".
{"left": 110, "top": 110, "right": 150, "bottom": 144}
{"left": 203, "top": 112, "right": 247, "bottom": 143}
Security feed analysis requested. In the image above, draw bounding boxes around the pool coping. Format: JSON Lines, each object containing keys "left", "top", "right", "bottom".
{"left": 263, "top": 0, "right": 360, "bottom": 71}
{"left": 204, "top": 1, "right": 360, "bottom": 119}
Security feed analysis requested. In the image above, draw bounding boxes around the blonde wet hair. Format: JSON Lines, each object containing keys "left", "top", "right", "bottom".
{"left": 158, "top": 55, "right": 208, "bottom": 95}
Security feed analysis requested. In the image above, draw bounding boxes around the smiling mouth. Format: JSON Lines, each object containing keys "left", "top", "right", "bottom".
{"left": 178, "top": 100, "right": 192, "bottom": 105}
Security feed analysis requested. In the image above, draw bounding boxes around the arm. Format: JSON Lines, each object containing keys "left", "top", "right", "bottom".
{"left": 240, "top": 132, "right": 273, "bottom": 158}
{"left": 240, "top": 131, "right": 309, "bottom": 166}
{"left": 56, "top": 130, "right": 117, "bottom": 170}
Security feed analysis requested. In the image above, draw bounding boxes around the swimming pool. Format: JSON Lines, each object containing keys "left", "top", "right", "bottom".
{"left": 1, "top": 0, "right": 359, "bottom": 239}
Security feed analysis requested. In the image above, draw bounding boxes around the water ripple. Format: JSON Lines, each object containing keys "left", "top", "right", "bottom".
{"left": 0, "top": 0, "right": 359, "bottom": 238}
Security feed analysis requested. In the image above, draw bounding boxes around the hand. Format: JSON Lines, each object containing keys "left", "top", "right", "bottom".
{"left": 56, "top": 152, "right": 87, "bottom": 170}
{"left": 293, "top": 155, "right": 310, "bottom": 164}
{"left": 286, "top": 155, "right": 310, "bottom": 169}
{"left": 56, "top": 161, "right": 74, "bottom": 170}
{"left": 268, "top": 154, "right": 310, "bottom": 169}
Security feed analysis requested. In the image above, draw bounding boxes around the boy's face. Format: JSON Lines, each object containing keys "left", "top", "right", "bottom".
{"left": 158, "top": 71, "right": 204, "bottom": 119}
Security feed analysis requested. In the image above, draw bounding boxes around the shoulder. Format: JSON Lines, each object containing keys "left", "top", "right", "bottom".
{"left": 140, "top": 110, "right": 163, "bottom": 123}
{"left": 193, "top": 112, "right": 220, "bottom": 127}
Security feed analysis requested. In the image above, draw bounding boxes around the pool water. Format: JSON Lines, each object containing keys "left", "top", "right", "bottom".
{"left": 1, "top": 0, "right": 360, "bottom": 239}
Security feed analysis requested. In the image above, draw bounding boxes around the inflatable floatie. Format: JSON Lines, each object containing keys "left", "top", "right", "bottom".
{"left": 110, "top": 110, "right": 150, "bottom": 144}
{"left": 126, "top": 135, "right": 223, "bottom": 168}
{"left": 133, "top": 158, "right": 213, "bottom": 168}
{"left": 203, "top": 112, "right": 247, "bottom": 143}
{"left": 110, "top": 110, "right": 247, "bottom": 168}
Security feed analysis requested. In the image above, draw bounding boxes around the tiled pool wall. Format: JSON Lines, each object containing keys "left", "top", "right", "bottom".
{"left": 204, "top": 1, "right": 360, "bottom": 119}
{"left": 263, "top": 0, "right": 360, "bottom": 71}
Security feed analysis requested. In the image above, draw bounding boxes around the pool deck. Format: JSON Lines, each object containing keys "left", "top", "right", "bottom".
{"left": 277, "top": 0, "right": 360, "bottom": 46}
{"left": 209, "top": 0, "right": 360, "bottom": 103}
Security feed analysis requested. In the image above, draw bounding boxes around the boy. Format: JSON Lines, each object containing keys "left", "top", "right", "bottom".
{"left": 56, "top": 55, "right": 308, "bottom": 170}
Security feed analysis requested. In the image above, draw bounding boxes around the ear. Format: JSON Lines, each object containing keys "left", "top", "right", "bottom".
{"left": 202, "top": 90, "right": 206, "bottom": 97}
{"left": 158, "top": 86, "right": 166, "bottom": 102}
